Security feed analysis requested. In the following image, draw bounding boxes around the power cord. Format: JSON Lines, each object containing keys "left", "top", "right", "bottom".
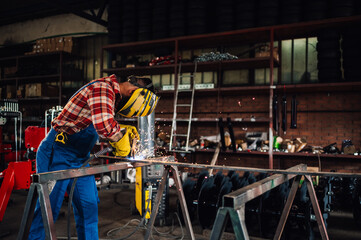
{"left": 151, "top": 212, "right": 185, "bottom": 240}
{"left": 105, "top": 198, "right": 151, "bottom": 240}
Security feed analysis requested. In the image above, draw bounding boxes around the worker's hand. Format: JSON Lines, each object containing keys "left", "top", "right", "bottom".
{"left": 109, "top": 125, "right": 139, "bottom": 157}
{"left": 119, "top": 124, "right": 139, "bottom": 140}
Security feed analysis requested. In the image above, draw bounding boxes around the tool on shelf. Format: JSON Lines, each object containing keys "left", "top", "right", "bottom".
{"left": 169, "top": 62, "right": 197, "bottom": 152}
{"left": 282, "top": 94, "right": 287, "bottom": 134}
{"left": 291, "top": 95, "right": 298, "bottom": 129}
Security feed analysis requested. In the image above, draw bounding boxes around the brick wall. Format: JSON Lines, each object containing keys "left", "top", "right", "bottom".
{"left": 155, "top": 88, "right": 361, "bottom": 170}
{"left": 282, "top": 91, "right": 361, "bottom": 150}
{"left": 155, "top": 89, "right": 361, "bottom": 151}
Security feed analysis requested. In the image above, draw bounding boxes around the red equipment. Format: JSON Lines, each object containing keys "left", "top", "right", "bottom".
{"left": 0, "top": 160, "right": 35, "bottom": 221}
{"left": 0, "top": 126, "right": 47, "bottom": 221}
{"left": 25, "top": 126, "right": 48, "bottom": 150}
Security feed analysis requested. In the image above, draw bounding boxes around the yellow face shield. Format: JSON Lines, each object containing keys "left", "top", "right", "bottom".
{"left": 117, "top": 88, "right": 159, "bottom": 118}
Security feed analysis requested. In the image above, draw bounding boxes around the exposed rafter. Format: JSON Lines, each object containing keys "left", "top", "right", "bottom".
{"left": 42, "top": 0, "right": 108, "bottom": 27}
{"left": 0, "top": 0, "right": 108, "bottom": 27}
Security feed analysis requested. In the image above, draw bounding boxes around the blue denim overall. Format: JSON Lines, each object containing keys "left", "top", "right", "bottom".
{"left": 29, "top": 81, "right": 101, "bottom": 240}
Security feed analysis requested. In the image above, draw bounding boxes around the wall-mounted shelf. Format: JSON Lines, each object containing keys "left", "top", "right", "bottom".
{"left": 0, "top": 74, "right": 61, "bottom": 86}
{"left": 194, "top": 148, "right": 361, "bottom": 160}
{"left": 116, "top": 117, "right": 270, "bottom": 124}
{"left": 103, "top": 57, "right": 279, "bottom": 77}
{"left": 276, "top": 81, "right": 361, "bottom": 93}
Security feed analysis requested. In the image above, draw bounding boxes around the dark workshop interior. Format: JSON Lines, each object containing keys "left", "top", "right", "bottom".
{"left": 1, "top": 0, "right": 361, "bottom": 239}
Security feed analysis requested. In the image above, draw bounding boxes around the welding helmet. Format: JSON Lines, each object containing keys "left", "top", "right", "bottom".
{"left": 117, "top": 88, "right": 159, "bottom": 118}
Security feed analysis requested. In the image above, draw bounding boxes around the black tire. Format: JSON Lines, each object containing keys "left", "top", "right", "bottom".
{"left": 318, "top": 69, "right": 342, "bottom": 80}
{"left": 343, "top": 59, "right": 361, "bottom": 69}
{"left": 258, "top": 0, "right": 280, "bottom": 8}
{"left": 317, "top": 41, "right": 340, "bottom": 51}
{"left": 235, "top": 21, "right": 256, "bottom": 29}
{"left": 317, "top": 60, "right": 341, "bottom": 69}
{"left": 317, "top": 51, "right": 341, "bottom": 59}
{"left": 317, "top": 32, "right": 341, "bottom": 41}
{"left": 330, "top": 7, "right": 355, "bottom": 17}
{"left": 343, "top": 50, "right": 361, "bottom": 59}
{"left": 197, "top": 178, "right": 218, "bottom": 229}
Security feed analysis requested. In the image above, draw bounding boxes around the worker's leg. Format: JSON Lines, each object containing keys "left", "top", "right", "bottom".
{"left": 28, "top": 179, "right": 70, "bottom": 240}
{"left": 69, "top": 175, "right": 99, "bottom": 240}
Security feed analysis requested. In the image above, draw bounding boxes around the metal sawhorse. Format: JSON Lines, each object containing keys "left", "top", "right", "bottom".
{"left": 17, "top": 155, "right": 195, "bottom": 240}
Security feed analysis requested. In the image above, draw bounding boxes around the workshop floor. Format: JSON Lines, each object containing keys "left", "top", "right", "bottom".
{"left": 1, "top": 186, "right": 361, "bottom": 240}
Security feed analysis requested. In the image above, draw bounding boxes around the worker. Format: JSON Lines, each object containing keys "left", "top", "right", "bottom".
{"left": 28, "top": 74, "right": 159, "bottom": 240}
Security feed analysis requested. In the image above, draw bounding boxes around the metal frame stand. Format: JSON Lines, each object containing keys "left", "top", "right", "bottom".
{"left": 210, "top": 165, "right": 329, "bottom": 240}
{"left": 274, "top": 175, "right": 329, "bottom": 240}
{"left": 16, "top": 156, "right": 196, "bottom": 240}
{"left": 17, "top": 182, "right": 55, "bottom": 239}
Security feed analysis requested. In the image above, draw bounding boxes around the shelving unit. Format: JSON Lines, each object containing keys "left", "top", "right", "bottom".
{"left": 101, "top": 15, "right": 361, "bottom": 169}
{"left": 0, "top": 51, "right": 84, "bottom": 138}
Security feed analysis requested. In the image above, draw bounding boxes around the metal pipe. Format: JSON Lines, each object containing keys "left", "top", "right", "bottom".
{"left": 138, "top": 112, "right": 155, "bottom": 157}
{"left": 269, "top": 28, "right": 275, "bottom": 169}
{"left": 19, "top": 112, "right": 22, "bottom": 161}
{"left": 14, "top": 117, "right": 18, "bottom": 161}
{"left": 45, "top": 110, "right": 48, "bottom": 135}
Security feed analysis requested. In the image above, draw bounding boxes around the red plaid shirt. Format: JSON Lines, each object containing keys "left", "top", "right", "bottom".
{"left": 52, "top": 74, "right": 121, "bottom": 140}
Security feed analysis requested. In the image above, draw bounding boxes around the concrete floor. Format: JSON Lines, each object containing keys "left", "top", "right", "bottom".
{"left": 1, "top": 185, "right": 361, "bottom": 240}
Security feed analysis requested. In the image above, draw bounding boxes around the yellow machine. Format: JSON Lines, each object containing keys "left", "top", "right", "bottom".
{"left": 135, "top": 165, "right": 168, "bottom": 224}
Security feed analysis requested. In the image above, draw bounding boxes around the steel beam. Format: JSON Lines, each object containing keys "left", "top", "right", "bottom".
{"left": 100, "top": 155, "right": 361, "bottom": 178}
{"left": 222, "top": 164, "right": 306, "bottom": 209}
{"left": 305, "top": 175, "right": 329, "bottom": 240}
{"left": 274, "top": 175, "right": 302, "bottom": 239}
{"left": 42, "top": 0, "right": 108, "bottom": 27}
{"left": 37, "top": 183, "right": 56, "bottom": 239}
{"left": 171, "top": 165, "right": 195, "bottom": 240}
{"left": 32, "top": 156, "right": 173, "bottom": 184}
{"left": 17, "top": 184, "right": 38, "bottom": 240}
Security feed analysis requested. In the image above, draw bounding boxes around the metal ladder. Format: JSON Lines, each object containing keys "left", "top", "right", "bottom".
{"left": 169, "top": 62, "right": 197, "bottom": 152}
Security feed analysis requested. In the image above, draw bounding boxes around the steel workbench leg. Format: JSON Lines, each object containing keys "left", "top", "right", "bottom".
{"left": 234, "top": 205, "right": 248, "bottom": 240}
{"left": 17, "top": 182, "right": 57, "bottom": 240}
{"left": 274, "top": 175, "right": 302, "bottom": 240}
{"left": 171, "top": 165, "right": 195, "bottom": 240}
{"left": 210, "top": 207, "right": 229, "bottom": 240}
{"left": 37, "top": 183, "right": 57, "bottom": 239}
{"left": 17, "top": 183, "right": 38, "bottom": 240}
{"left": 305, "top": 175, "right": 329, "bottom": 240}
{"left": 210, "top": 206, "right": 248, "bottom": 240}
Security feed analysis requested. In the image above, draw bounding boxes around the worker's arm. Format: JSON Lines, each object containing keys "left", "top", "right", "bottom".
{"left": 87, "top": 81, "right": 122, "bottom": 142}
{"left": 87, "top": 81, "right": 139, "bottom": 156}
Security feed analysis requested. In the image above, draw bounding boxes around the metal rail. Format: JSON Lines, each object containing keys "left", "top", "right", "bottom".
{"left": 223, "top": 164, "right": 307, "bottom": 209}
{"left": 32, "top": 157, "right": 171, "bottom": 184}
{"left": 100, "top": 155, "right": 361, "bottom": 178}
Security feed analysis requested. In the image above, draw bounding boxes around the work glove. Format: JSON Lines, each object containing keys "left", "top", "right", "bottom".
{"left": 110, "top": 125, "right": 139, "bottom": 157}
